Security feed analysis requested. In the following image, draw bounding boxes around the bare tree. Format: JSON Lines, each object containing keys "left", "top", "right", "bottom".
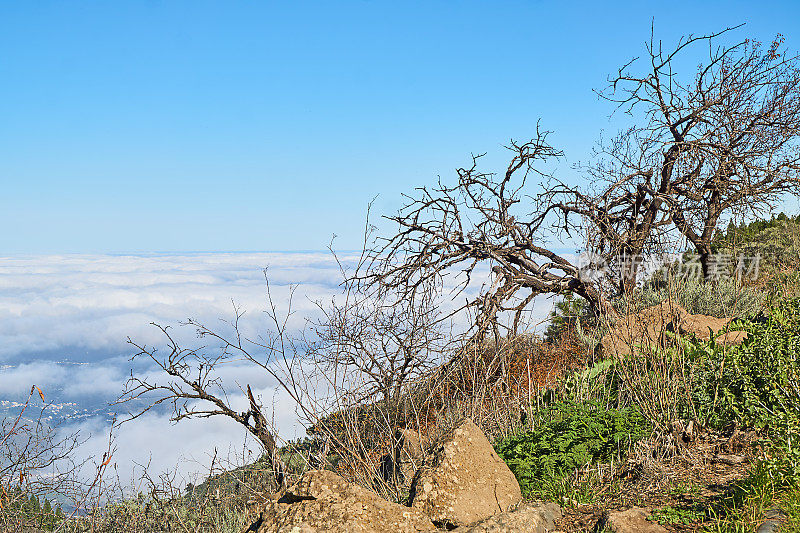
{"left": 311, "top": 283, "right": 443, "bottom": 426}
{"left": 601, "top": 26, "right": 800, "bottom": 277}
{"left": 0, "top": 386, "right": 115, "bottom": 532}
{"left": 116, "top": 279, "right": 313, "bottom": 490}
{"left": 543, "top": 157, "right": 677, "bottom": 295}
{"left": 116, "top": 252, "right": 452, "bottom": 500}
{"left": 359, "top": 128, "right": 618, "bottom": 344}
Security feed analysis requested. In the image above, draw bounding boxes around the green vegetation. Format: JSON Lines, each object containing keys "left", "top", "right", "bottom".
{"left": 708, "top": 442, "right": 800, "bottom": 531}
{"left": 493, "top": 215, "right": 800, "bottom": 529}
{"left": 495, "top": 400, "right": 649, "bottom": 499}
{"left": 650, "top": 505, "right": 706, "bottom": 526}
{"left": 6, "top": 212, "right": 800, "bottom": 531}
{"left": 669, "top": 296, "right": 800, "bottom": 530}
{"left": 713, "top": 213, "right": 800, "bottom": 256}
{"left": 0, "top": 488, "right": 65, "bottom": 531}
{"left": 687, "top": 298, "right": 800, "bottom": 431}
{"left": 615, "top": 264, "right": 766, "bottom": 319}
{"left": 76, "top": 494, "right": 250, "bottom": 533}
{"left": 544, "top": 293, "right": 589, "bottom": 343}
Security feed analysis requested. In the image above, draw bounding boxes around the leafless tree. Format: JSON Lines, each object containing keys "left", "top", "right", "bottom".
{"left": 0, "top": 386, "right": 114, "bottom": 532}
{"left": 359, "top": 128, "right": 619, "bottom": 344}
{"left": 600, "top": 26, "right": 800, "bottom": 277}
{"left": 1, "top": 388, "right": 78, "bottom": 496}
{"left": 116, "top": 253, "right": 451, "bottom": 499}
{"left": 116, "top": 278, "right": 314, "bottom": 491}
{"left": 542, "top": 163, "right": 676, "bottom": 296}
{"left": 352, "top": 26, "right": 800, "bottom": 340}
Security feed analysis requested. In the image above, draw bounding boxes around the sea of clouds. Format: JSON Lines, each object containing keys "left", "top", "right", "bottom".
{"left": 0, "top": 252, "right": 555, "bottom": 489}
{"left": 0, "top": 252, "right": 361, "bottom": 486}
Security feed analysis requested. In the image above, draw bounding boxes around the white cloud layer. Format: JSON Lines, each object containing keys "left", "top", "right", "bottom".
{"left": 0, "top": 252, "right": 557, "bottom": 485}
{"left": 0, "top": 252, "right": 359, "bottom": 361}
{"left": 0, "top": 252, "right": 355, "bottom": 483}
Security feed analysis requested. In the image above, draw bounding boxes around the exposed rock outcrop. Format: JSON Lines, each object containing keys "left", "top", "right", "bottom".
{"left": 244, "top": 420, "right": 561, "bottom": 533}
{"left": 452, "top": 501, "right": 562, "bottom": 533}
{"left": 599, "top": 301, "right": 686, "bottom": 357}
{"left": 245, "top": 469, "right": 434, "bottom": 533}
{"left": 599, "top": 302, "right": 747, "bottom": 357}
{"left": 409, "top": 418, "right": 522, "bottom": 528}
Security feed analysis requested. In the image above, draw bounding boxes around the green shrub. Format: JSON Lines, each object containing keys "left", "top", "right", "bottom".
{"left": 544, "top": 293, "right": 590, "bottom": 343}
{"left": 650, "top": 505, "right": 706, "bottom": 526}
{"left": 686, "top": 296, "right": 800, "bottom": 531}
{"left": 687, "top": 298, "right": 800, "bottom": 432}
{"left": 675, "top": 275, "right": 764, "bottom": 318}
{"left": 495, "top": 400, "right": 650, "bottom": 497}
{"left": 713, "top": 213, "right": 800, "bottom": 273}
{"left": 712, "top": 212, "right": 800, "bottom": 249}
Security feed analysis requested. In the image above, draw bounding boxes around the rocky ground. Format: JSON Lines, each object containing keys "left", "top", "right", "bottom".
{"left": 242, "top": 418, "right": 778, "bottom": 533}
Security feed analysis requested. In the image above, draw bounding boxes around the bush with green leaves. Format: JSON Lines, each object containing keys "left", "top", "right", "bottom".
{"left": 544, "top": 293, "right": 590, "bottom": 343}
{"left": 495, "top": 400, "right": 649, "bottom": 497}
{"left": 650, "top": 505, "right": 706, "bottom": 526}
{"left": 686, "top": 298, "right": 800, "bottom": 432}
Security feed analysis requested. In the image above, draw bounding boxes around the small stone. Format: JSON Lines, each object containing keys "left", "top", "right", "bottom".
{"left": 603, "top": 508, "right": 669, "bottom": 533}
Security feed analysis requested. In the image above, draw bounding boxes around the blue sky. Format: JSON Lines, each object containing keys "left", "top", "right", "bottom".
{"left": 1, "top": 1, "right": 798, "bottom": 253}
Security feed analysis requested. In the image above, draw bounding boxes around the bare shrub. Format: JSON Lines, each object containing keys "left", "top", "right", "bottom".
{"left": 116, "top": 276, "right": 318, "bottom": 493}
{"left": 0, "top": 386, "right": 117, "bottom": 533}
{"left": 304, "top": 264, "right": 449, "bottom": 497}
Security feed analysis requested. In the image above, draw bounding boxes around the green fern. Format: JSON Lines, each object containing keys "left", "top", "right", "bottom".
{"left": 495, "top": 400, "right": 649, "bottom": 498}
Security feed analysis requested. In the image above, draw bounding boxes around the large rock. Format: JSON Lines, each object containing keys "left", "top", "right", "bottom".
{"left": 679, "top": 314, "right": 748, "bottom": 346}
{"left": 717, "top": 330, "right": 748, "bottom": 345}
{"left": 409, "top": 418, "right": 522, "bottom": 528}
{"left": 678, "top": 313, "right": 732, "bottom": 339}
{"left": 452, "top": 501, "right": 562, "bottom": 533}
{"left": 599, "top": 301, "right": 687, "bottom": 357}
{"left": 245, "top": 469, "right": 434, "bottom": 533}
{"left": 599, "top": 302, "right": 746, "bottom": 357}
{"left": 603, "top": 508, "right": 669, "bottom": 533}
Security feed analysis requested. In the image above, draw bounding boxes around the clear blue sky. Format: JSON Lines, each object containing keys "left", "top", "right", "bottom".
{"left": 1, "top": 1, "right": 797, "bottom": 253}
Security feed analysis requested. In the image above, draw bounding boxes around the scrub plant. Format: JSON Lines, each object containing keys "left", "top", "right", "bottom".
{"left": 495, "top": 399, "right": 649, "bottom": 498}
